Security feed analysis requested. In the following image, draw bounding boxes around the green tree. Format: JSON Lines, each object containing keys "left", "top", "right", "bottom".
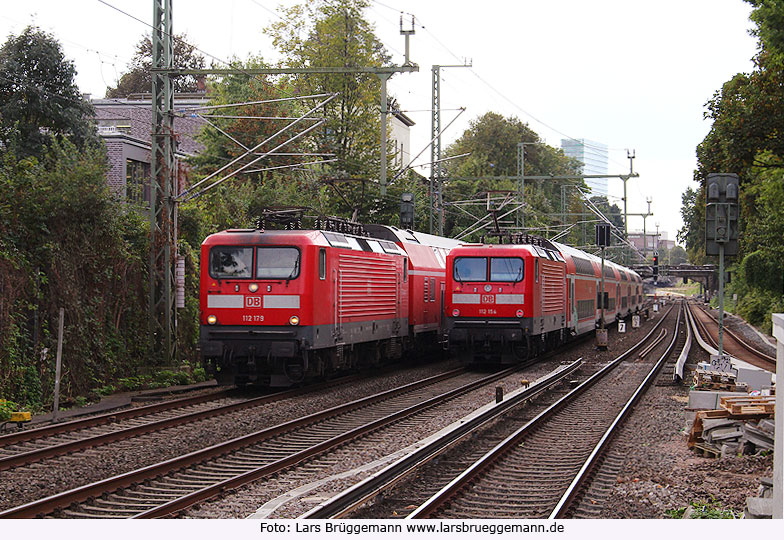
{"left": 681, "top": 1, "right": 784, "bottom": 329}
{"left": 440, "top": 112, "right": 582, "bottom": 239}
{"left": 266, "top": 0, "right": 393, "bottom": 220}
{"left": 0, "top": 141, "right": 149, "bottom": 405}
{"left": 0, "top": 26, "right": 98, "bottom": 158}
{"left": 588, "top": 196, "right": 624, "bottom": 230}
{"left": 105, "top": 33, "right": 206, "bottom": 98}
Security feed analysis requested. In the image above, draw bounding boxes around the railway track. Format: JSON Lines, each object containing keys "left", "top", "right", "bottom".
{"left": 0, "top": 365, "right": 533, "bottom": 518}
{"left": 687, "top": 302, "right": 775, "bottom": 371}
{"left": 0, "top": 377, "right": 370, "bottom": 471}
{"left": 300, "top": 304, "right": 682, "bottom": 519}
{"left": 403, "top": 303, "right": 682, "bottom": 519}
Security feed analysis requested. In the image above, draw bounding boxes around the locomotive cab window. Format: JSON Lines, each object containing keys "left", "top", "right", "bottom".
{"left": 490, "top": 257, "right": 524, "bottom": 282}
{"left": 319, "top": 248, "right": 326, "bottom": 280}
{"left": 453, "top": 257, "right": 487, "bottom": 282}
{"left": 209, "top": 246, "right": 253, "bottom": 279}
{"left": 256, "top": 247, "right": 300, "bottom": 279}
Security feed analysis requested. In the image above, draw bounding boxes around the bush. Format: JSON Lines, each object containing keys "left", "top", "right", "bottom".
{"left": 0, "top": 400, "right": 21, "bottom": 422}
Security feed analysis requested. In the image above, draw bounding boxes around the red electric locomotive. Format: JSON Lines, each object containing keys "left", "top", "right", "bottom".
{"left": 444, "top": 236, "right": 643, "bottom": 362}
{"left": 200, "top": 225, "right": 460, "bottom": 386}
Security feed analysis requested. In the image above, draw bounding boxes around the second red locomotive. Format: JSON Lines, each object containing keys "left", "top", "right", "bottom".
{"left": 444, "top": 236, "right": 643, "bottom": 362}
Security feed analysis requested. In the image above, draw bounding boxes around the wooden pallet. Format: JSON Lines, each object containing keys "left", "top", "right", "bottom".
{"left": 688, "top": 409, "right": 730, "bottom": 448}
{"left": 695, "top": 381, "right": 747, "bottom": 392}
{"left": 693, "top": 442, "right": 720, "bottom": 458}
{"left": 719, "top": 396, "right": 775, "bottom": 416}
{"left": 694, "top": 370, "right": 737, "bottom": 384}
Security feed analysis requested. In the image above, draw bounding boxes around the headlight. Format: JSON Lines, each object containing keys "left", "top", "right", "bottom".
{"left": 289, "top": 315, "right": 300, "bottom": 326}
{"left": 516, "top": 309, "right": 524, "bottom": 318}
{"left": 207, "top": 315, "right": 218, "bottom": 325}
{"left": 452, "top": 308, "right": 460, "bottom": 317}
{"left": 248, "top": 283, "right": 259, "bottom": 292}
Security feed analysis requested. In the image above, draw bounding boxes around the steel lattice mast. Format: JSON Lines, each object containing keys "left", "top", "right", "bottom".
{"left": 150, "top": 0, "right": 177, "bottom": 363}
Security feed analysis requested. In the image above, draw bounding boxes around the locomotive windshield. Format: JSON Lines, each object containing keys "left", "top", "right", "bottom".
{"left": 453, "top": 257, "right": 487, "bottom": 282}
{"left": 490, "top": 257, "right": 524, "bottom": 282}
{"left": 209, "top": 247, "right": 253, "bottom": 279}
{"left": 256, "top": 247, "right": 300, "bottom": 279}
{"left": 453, "top": 256, "right": 524, "bottom": 282}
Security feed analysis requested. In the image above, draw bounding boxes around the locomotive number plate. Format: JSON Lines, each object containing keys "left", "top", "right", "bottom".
{"left": 481, "top": 294, "right": 495, "bottom": 304}
{"left": 246, "top": 296, "right": 263, "bottom": 308}
{"left": 242, "top": 315, "right": 265, "bottom": 322}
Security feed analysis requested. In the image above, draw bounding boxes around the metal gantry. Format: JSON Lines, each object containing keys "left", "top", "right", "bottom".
{"left": 147, "top": 1, "right": 419, "bottom": 364}
{"left": 430, "top": 63, "right": 470, "bottom": 235}
{"left": 150, "top": 0, "right": 177, "bottom": 363}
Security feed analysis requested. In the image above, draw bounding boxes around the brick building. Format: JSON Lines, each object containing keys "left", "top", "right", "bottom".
{"left": 93, "top": 94, "right": 208, "bottom": 204}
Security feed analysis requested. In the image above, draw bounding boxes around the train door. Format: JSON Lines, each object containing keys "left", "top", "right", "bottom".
{"left": 439, "top": 281, "right": 446, "bottom": 337}
{"left": 333, "top": 268, "right": 342, "bottom": 341}
{"left": 569, "top": 277, "right": 576, "bottom": 330}
{"left": 616, "top": 284, "right": 620, "bottom": 313}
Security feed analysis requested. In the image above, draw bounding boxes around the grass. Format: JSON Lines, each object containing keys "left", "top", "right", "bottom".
{"left": 666, "top": 498, "right": 738, "bottom": 519}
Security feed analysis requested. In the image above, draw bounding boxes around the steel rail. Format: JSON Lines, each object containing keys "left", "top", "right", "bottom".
{"left": 300, "top": 359, "right": 584, "bottom": 519}
{"left": 549, "top": 302, "right": 685, "bottom": 518}
{"left": 132, "top": 364, "right": 529, "bottom": 519}
{"left": 0, "top": 375, "right": 368, "bottom": 471}
{"left": 0, "top": 366, "right": 523, "bottom": 519}
{"left": 407, "top": 304, "right": 675, "bottom": 519}
{"left": 0, "top": 388, "right": 230, "bottom": 446}
{"left": 691, "top": 303, "right": 776, "bottom": 367}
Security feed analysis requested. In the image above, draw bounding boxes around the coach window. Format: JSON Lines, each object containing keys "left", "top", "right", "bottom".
{"left": 453, "top": 257, "right": 487, "bottom": 282}
{"left": 319, "top": 248, "right": 326, "bottom": 280}
{"left": 256, "top": 247, "right": 300, "bottom": 279}
{"left": 490, "top": 257, "right": 524, "bottom": 282}
{"left": 209, "top": 247, "right": 253, "bottom": 279}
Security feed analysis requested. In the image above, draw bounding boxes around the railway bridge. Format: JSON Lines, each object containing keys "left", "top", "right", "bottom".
{"left": 629, "top": 264, "right": 718, "bottom": 290}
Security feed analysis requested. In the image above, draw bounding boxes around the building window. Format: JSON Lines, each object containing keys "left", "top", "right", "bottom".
{"left": 126, "top": 159, "right": 150, "bottom": 205}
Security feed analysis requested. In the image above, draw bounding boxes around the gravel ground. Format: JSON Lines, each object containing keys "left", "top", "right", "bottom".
{"left": 599, "top": 330, "right": 773, "bottom": 518}
{"left": 0, "top": 359, "right": 460, "bottom": 512}
{"left": 183, "top": 307, "right": 672, "bottom": 518}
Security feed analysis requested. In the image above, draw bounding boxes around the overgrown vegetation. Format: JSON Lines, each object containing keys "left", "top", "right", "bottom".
{"left": 665, "top": 498, "right": 738, "bottom": 519}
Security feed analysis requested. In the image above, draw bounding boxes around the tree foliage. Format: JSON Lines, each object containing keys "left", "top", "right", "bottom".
{"left": 265, "top": 0, "right": 394, "bottom": 219}
{"left": 0, "top": 141, "right": 149, "bottom": 405}
{"left": 680, "top": 1, "right": 784, "bottom": 329}
{"left": 0, "top": 26, "right": 98, "bottom": 158}
{"left": 440, "top": 112, "right": 583, "bottom": 240}
{"left": 105, "top": 32, "right": 206, "bottom": 98}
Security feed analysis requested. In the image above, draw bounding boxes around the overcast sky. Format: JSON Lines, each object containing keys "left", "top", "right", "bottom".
{"left": 1, "top": 0, "right": 760, "bottom": 243}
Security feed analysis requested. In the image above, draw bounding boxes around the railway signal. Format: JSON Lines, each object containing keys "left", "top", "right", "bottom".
{"left": 705, "top": 173, "right": 740, "bottom": 358}
{"left": 652, "top": 253, "right": 659, "bottom": 279}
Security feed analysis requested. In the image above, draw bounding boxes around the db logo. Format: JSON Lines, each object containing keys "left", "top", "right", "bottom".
{"left": 481, "top": 295, "right": 495, "bottom": 304}
{"left": 246, "top": 296, "right": 262, "bottom": 308}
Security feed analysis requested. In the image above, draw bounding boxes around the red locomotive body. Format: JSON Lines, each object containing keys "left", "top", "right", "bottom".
{"left": 200, "top": 228, "right": 409, "bottom": 386}
{"left": 199, "top": 225, "right": 461, "bottom": 387}
{"left": 444, "top": 238, "right": 643, "bottom": 362}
